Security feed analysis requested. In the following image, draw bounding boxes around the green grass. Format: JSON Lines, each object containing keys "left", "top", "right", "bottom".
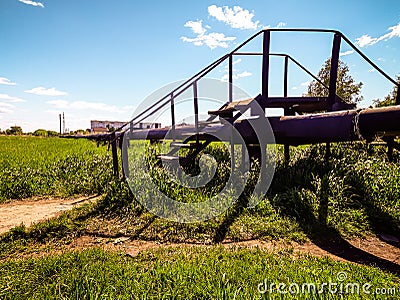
{"left": 88, "top": 141, "right": 400, "bottom": 243}
{"left": 0, "top": 136, "right": 113, "bottom": 201}
{"left": 1, "top": 137, "right": 400, "bottom": 299}
{"left": 2, "top": 137, "right": 399, "bottom": 244}
{"left": 0, "top": 246, "right": 398, "bottom": 299}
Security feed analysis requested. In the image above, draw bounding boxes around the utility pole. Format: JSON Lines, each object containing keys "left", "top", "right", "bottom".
{"left": 62, "top": 112, "right": 65, "bottom": 134}
{"left": 59, "top": 114, "right": 62, "bottom": 135}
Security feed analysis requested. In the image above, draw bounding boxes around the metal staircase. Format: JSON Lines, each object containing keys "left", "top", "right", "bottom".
{"left": 71, "top": 29, "right": 400, "bottom": 176}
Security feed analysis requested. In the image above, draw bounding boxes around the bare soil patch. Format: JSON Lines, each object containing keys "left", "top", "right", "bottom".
{"left": 0, "top": 195, "right": 100, "bottom": 234}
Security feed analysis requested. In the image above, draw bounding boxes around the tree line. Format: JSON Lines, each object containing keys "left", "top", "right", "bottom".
{"left": 0, "top": 127, "right": 90, "bottom": 136}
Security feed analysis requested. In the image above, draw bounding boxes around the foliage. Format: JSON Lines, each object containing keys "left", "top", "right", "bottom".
{"left": 0, "top": 136, "right": 113, "bottom": 201}
{"left": 33, "top": 129, "right": 59, "bottom": 137}
{"left": 306, "top": 58, "right": 363, "bottom": 104}
{"left": 1, "top": 140, "right": 400, "bottom": 298}
{"left": 87, "top": 142, "right": 400, "bottom": 243}
{"left": 5, "top": 126, "right": 23, "bottom": 135}
{"left": 374, "top": 75, "right": 399, "bottom": 107}
{"left": 0, "top": 247, "right": 398, "bottom": 299}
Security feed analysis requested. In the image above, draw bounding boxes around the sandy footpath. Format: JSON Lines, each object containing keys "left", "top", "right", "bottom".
{"left": 0, "top": 196, "right": 100, "bottom": 234}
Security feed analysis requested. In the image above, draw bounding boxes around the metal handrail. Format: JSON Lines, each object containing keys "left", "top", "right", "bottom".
{"left": 114, "top": 29, "right": 399, "bottom": 134}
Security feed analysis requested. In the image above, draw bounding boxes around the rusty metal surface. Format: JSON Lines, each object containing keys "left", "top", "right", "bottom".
{"left": 126, "top": 106, "right": 400, "bottom": 146}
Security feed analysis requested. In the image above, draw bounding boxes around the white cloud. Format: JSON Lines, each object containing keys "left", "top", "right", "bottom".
{"left": 233, "top": 58, "right": 242, "bottom": 66}
{"left": 339, "top": 50, "right": 355, "bottom": 57}
{"left": 356, "top": 23, "right": 400, "bottom": 47}
{"left": 0, "top": 102, "right": 14, "bottom": 114}
{"left": 0, "top": 77, "right": 17, "bottom": 86}
{"left": 291, "top": 81, "right": 310, "bottom": 92}
{"left": 181, "top": 20, "right": 236, "bottom": 49}
{"left": 220, "top": 58, "right": 252, "bottom": 81}
{"left": 208, "top": 5, "right": 260, "bottom": 30}
{"left": 355, "top": 34, "right": 378, "bottom": 47}
{"left": 236, "top": 71, "right": 252, "bottom": 78}
{"left": 368, "top": 68, "right": 376, "bottom": 73}
{"left": 184, "top": 20, "right": 206, "bottom": 35}
{"left": 47, "top": 99, "right": 124, "bottom": 113}
{"left": 276, "top": 22, "right": 287, "bottom": 28}
{"left": 0, "top": 94, "right": 25, "bottom": 103}
{"left": 25, "top": 87, "right": 67, "bottom": 96}
{"left": 19, "top": 0, "right": 44, "bottom": 8}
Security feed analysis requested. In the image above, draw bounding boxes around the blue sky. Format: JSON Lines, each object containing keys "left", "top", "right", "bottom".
{"left": 0, "top": 0, "right": 399, "bottom": 132}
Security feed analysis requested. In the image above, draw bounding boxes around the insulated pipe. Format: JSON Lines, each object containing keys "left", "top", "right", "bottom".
{"left": 127, "top": 105, "right": 400, "bottom": 146}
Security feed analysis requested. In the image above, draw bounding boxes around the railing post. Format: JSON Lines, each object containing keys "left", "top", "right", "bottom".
{"left": 170, "top": 92, "right": 176, "bottom": 141}
{"left": 396, "top": 84, "right": 400, "bottom": 105}
{"left": 111, "top": 132, "right": 119, "bottom": 176}
{"left": 229, "top": 54, "right": 233, "bottom": 103}
{"left": 283, "top": 55, "right": 291, "bottom": 162}
{"left": 262, "top": 30, "right": 271, "bottom": 102}
{"left": 121, "top": 134, "right": 129, "bottom": 178}
{"left": 283, "top": 55, "right": 289, "bottom": 99}
{"left": 193, "top": 82, "right": 199, "bottom": 145}
{"left": 228, "top": 54, "right": 235, "bottom": 169}
{"left": 328, "top": 33, "right": 341, "bottom": 111}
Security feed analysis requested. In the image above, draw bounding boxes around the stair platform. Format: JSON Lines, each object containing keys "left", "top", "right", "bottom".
{"left": 208, "top": 96, "right": 356, "bottom": 116}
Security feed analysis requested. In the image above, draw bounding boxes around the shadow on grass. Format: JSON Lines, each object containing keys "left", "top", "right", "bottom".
{"left": 268, "top": 146, "right": 400, "bottom": 275}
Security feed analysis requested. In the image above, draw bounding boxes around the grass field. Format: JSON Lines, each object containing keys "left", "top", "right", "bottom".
{"left": 0, "top": 135, "right": 113, "bottom": 201}
{"left": 1, "top": 247, "right": 399, "bottom": 299}
{"left": 0, "top": 136, "right": 399, "bottom": 299}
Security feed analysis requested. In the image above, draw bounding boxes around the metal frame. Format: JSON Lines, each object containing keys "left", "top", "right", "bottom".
{"left": 114, "top": 29, "right": 399, "bottom": 138}
{"left": 100, "top": 29, "right": 400, "bottom": 174}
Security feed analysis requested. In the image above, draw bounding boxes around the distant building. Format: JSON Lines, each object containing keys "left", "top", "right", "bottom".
{"left": 90, "top": 120, "right": 161, "bottom": 133}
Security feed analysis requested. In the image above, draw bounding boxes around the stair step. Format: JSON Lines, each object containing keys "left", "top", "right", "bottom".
{"left": 208, "top": 107, "right": 234, "bottom": 118}
{"left": 170, "top": 142, "right": 198, "bottom": 149}
{"left": 157, "top": 155, "right": 182, "bottom": 161}
{"left": 157, "top": 155, "right": 193, "bottom": 166}
{"left": 180, "top": 131, "right": 218, "bottom": 136}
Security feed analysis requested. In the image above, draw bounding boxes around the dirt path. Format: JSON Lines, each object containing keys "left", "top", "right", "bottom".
{"left": 72, "top": 235, "right": 400, "bottom": 266}
{"left": 0, "top": 195, "right": 100, "bottom": 234}
{"left": 1, "top": 196, "right": 400, "bottom": 273}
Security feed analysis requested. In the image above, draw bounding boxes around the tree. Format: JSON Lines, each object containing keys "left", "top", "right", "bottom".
{"left": 6, "top": 126, "right": 23, "bottom": 135}
{"left": 374, "top": 75, "right": 399, "bottom": 107}
{"left": 306, "top": 58, "right": 363, "bottom": 104}
{"left": 33, "top": 129, "right": 49, "bottom": 137}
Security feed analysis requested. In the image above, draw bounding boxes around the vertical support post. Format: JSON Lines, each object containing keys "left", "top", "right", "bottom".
{"left": 130, "top": 121, "right": 134, "bottom": 133}
{"left": 121, "top": 135, "right": 130, "bottom": 178}
{"left": 328, "top": 33, "right": 341, "bottom": 111}
{"left": 193, "top": 82, "right": 199, "bottom": 145}
{"left": 228, "top": 54, "right": 235, "bottom": 169}
{"left": 325, "top": 142, "right": 331, "bottom": 161}
{"left": 262, "top": 30, "right": 271, "bottom": 102}
{"left": 170, "top": 92, "right": 176, "bottom": 141}
{"left": 111, "top": 132, "right": 119, "bottom": 176}
{"left": 387, "top": 137, "right": 394, "bottom": 162}
{"left": 393, "top": 91, "right": 400, "bottom": 160}
{"left": 283, "top": 56, "right": 289, "bottom": 99}
{"left": 283, "top": 55, "right": 291, "bottom": 162}
{"left": 228, "top": 54, "right": 233, "bottom": 103}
